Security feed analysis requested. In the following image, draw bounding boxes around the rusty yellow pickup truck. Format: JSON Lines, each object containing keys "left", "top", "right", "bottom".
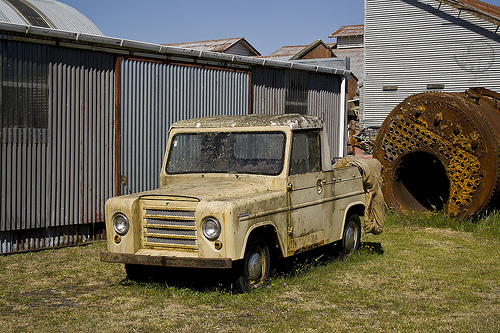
{"left": 101, "top": 114, "right": 380, "bottom": 291}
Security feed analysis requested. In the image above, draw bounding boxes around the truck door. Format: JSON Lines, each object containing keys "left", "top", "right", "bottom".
{"left": 287, "top": 129, "right": 329, "bottom": 255}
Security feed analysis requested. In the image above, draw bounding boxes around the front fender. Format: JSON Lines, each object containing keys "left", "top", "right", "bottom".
{"left": 238, "top": 221, "right": 284, "bottom": 259}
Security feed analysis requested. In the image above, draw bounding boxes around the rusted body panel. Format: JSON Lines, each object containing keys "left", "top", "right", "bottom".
{"left": 100, "top": 251, "right": 232, "bottom": 269}
{"left": 374, "top": 87, "right": 500, "bottom": 218}
{"left": 102, "top": 114, "right": 366, "bottom": 271}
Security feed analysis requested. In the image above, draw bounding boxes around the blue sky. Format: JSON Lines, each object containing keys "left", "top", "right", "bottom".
{"left": 60, "top": 0, "right": 500, "bottom": 56}
{"left": 60, "top": 0, "right": 365, "bottom": 55}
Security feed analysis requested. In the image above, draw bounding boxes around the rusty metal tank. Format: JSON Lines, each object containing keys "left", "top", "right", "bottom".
{"left": 373, "top": 87, "right": 500, "bottom": 218}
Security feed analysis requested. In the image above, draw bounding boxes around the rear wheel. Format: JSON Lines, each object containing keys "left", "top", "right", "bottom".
{"left": 341, "top": 214, "right": 361, "bottom": 256}
{"left": 236, "top": 238, "right": 271, "bottom": 292}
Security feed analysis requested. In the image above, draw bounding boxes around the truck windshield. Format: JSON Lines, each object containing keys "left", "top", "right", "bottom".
{"left": 166, "top": 131, "right": 286, "bottom": 175}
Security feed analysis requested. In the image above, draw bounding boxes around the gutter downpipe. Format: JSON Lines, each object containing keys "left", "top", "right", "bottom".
{"left": 338, "top": 76, "right": 347, "bottom": 158}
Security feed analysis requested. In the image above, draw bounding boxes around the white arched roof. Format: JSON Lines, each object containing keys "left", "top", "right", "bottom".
{"left": 0, "top": 0, "right": 102, "bottom": 35}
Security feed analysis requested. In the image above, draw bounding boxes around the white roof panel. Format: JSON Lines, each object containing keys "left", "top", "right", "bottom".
{"left": 0, "top": 0, "right": 102, "bottom": 35}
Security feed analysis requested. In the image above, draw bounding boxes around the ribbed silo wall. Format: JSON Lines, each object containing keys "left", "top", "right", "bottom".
{"left": 119, "top": 58, "right": 250, "bottom": 194}
{"left": 0, "top": 40, "right": 115, "bottom": 253}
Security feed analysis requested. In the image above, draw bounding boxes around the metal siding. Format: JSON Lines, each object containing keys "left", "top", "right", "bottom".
{"left": 0, "top": 30, "right": 348, "bottom": 254}
{"left": 252, "top": 66, "right": 286, "bottom": 115}
{"left": 364, "top": 0, "right": 500, "bottom": 129}
{"left": 308, "top": 73, "right": 343, "bottom": 160}
{"left": 252, "top": 67, "right": 343, "bottom": 160}
{"left": 120, "top": 59, "right": 249, "bottom": 194}
{"left": 0, "top": 41, "right": 114, "bottom": 253}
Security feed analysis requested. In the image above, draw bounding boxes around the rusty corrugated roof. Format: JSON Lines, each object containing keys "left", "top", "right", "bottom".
{"left": 162, "top": 37, "right": 260, "bottom": 56}
{"left": 328, "top": 24, "right": 364, "bottom": 39}
{"left": 435, "top": 0, "right": 500, "bottom": 25}
{"left": 259, "top": 44, "right": 311, "bottom": 61}
{"left": 454, "top": 0, "right": 500, "bottom": 19}
{"left": 260, "top": 40, "right": 334, "bottom": 61}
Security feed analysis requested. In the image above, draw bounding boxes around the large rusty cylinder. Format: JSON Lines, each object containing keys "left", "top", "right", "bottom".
{"left": 373, "top": 87, "right": 500, "bottom": 218}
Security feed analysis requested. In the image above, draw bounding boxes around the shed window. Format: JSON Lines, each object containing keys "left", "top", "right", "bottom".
{"left": 285, "top": 71, "right": 308, "bottom": 115}
{"left": 0, "top": 41, "right": 49, "bottom": 133}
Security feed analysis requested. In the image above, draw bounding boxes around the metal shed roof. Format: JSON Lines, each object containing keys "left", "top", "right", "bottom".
{"left": 163, "top": 37, "right": 260, "bottom": 56}
{"left": 260, "top": 45, "right": 309, "bottom": 61}
{"left": 261, "top": 40, "right": 335, "bottom": 61}
{"left": 328, "top": 24, "right": 364, "bottom": 38}
{"left": 0, "top": 20, "right": 351, "bottom": 77}
{"left": 0, "top": 0, "right": 102, "bottom": 35}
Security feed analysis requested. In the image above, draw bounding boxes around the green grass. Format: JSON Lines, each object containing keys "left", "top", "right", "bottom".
{"left": 0, "top": 211, "right": 498, "bottom": 332}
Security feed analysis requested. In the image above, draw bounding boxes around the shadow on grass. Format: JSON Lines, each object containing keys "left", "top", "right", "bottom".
{"left": 273, "top": 241, "right": 384, "bottom": 277}
{"left": 120, "top": 265, "right": 236, "bottom": 292}
{"left": 360, "top": 242, "right": 384, "bottom": 255}
{"left": 120, "top": 241, "right": 384, "bottom": 292}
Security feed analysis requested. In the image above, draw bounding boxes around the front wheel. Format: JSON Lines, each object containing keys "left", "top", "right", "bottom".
{"left": 235, "top": 238, "right": 271, "bottom": 292}
{"left": 341, "top": 214, "right": 361, "bottom": 256}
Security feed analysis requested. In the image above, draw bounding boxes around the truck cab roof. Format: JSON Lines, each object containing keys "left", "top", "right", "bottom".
{"left": 170, "top": 114, "right": 324, "bottom": 130}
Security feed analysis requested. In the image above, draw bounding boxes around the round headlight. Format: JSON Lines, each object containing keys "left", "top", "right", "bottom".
{"left": 113, "top": 213, "right": 130, "bottom": 236}
{"left": 202, "top": 217, "right": 221, "bottom": 241}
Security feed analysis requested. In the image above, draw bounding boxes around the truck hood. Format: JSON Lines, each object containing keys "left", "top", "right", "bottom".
{"left": 139, "top": 178, "right": 273, "bottom": 202}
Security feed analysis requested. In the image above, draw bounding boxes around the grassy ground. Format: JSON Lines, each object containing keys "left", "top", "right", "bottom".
{"left": 0, "top": 211, "right": 498, "bottom": 332}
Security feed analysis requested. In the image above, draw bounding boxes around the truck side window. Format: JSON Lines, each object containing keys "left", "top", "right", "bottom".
{"left": 289, "top": 130, "right": 322, "bottom": 175}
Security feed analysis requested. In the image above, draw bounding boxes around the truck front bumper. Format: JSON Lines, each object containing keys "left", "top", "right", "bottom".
{"left": 100, "top": 251, "right": 233, "bottom": 269}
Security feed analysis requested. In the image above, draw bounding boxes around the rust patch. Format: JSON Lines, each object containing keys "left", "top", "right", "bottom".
{"left": 100, "top": 251, "right": 232, "bottom": 269}
{"left": 292, "top": 240, "right": 324, "bottom": 255}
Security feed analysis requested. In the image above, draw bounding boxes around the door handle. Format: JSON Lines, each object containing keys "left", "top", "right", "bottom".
{"left": 316, "top": 178, "right": 323, "bottom": 194}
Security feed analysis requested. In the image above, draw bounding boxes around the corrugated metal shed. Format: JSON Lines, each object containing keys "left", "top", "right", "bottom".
{"left": 363, "top": 0, "right": 500, "bottom": 129}
{"left": 119, "top": 60, "right": 250, "bottom": 194}
{"left": 0, "top": 3, "right": 354, "bottom": 255}
{"left": 0, "top": 19, "right": 351, "bottom": 254}
{"left": 0, "top": 0, "right": 103, "bottom": 35}
{"left": 0, "top": 42, "right": 114, "bottom": 252}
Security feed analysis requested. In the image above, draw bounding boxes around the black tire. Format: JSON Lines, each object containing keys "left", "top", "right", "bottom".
{"left": 341, "top": 214, "right": 361, "bottom": 256}
{"left": 235, "top": 238, "right": 271, "bottom": 292}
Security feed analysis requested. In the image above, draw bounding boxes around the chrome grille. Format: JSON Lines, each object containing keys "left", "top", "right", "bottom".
{"left": 141, "top": 203, "right": 197, "bottom": 250}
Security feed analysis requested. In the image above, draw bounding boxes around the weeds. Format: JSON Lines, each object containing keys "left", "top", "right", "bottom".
{"left": 385, "top": 209, "right": 500, "bottom": 235}
{"left": 0, "top": 211, "right": 498, "bottom": 332}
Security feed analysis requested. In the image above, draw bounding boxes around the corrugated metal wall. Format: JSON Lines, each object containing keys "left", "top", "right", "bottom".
{"left": 0, "top": 40, "right": 115, "bottom": 253}
{"left": 308, "top": 73, "right": 344, "bottom": 161}
{"left": 252, "top": 67, "right": 286, "bottom": 115}
{"left": 119, "top": 59, "right": 250, "bottom": 194}
{"left": 0, "top": 37, "right": 347, "bottom": 254}
{"left": 252, "top": 66, "right": 343, "bottom": 160}
{"left": 363, "top": 0, "right": 500, "bottom": 129}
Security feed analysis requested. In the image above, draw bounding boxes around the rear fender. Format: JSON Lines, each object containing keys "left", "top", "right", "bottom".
{"left": 341, "top": 202, "right": 365, "bottom": 232}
